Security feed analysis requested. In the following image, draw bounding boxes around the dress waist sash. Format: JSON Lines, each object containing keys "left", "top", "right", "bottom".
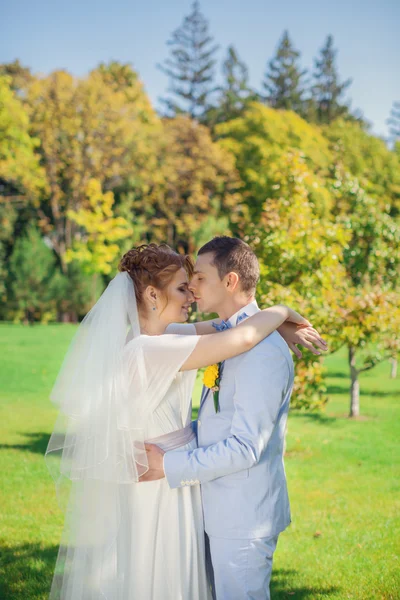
{"left": 145, "top": 422, "right": 195, "bottom": 452}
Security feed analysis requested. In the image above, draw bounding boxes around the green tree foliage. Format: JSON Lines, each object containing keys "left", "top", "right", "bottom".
{"left": 57, "top": 261, "right": 105, "bottom": 323}
{"left": 218, "top": 104, "right": 400, "bottom": 413}
{"left": 158, "top": 1, "right": 218, "bottom": 119}
{"left": 27, "top": 68, "right": 158, "bottom": 271}
{"left": 1, "top": 44, "right": 399, "bottom": 416}
{"left": 262, "top": 31, "right": 307, "bottom": 115}
{"left": 329, "top": 171, "right": 400, "bottom": 415}
{"left": 325, "top": 120, "right": 400, "bottom": 216}
{"left": 0, "top": 75, "right": 45, "bottom": 301}
{"left": 0, "top": 75, "right": 44, "bottom": 200}
{"left": 146, "top": 116, "right": 242, "bottom": 253}
{"left": 0, "top": 60, "right": 33, "bottom": 95}
{"left": 204, "top": 45, "right": 256, "bottom": 128}
{"left": 217, "top": 103, "right": 333, "bottom": 222}
{"left": 65, "top": 179, "right": 134, "bottom": 275}
{"left": 7, "top": 226, "right": 64, "bottom": 323}
{"left": 311, "top": 35, "right": 352, "bottom": 124}
{"left": 247, "top": 151, "right": 350, "bottom": 409}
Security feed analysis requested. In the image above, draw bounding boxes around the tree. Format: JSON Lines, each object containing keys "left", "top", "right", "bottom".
{"left": 0, "top": 75, "right": 45, "bottom": 303}
{"left": 65, "top": 179, "right": 134, "bottom": 276}
{"left": 330, "top": 172, "right": 400, "bottom": 415}
{"left": 0, "top": 60, "right": 33, "bottom": 96}
{"left": 27, "top": 69, "right": 158, "bottom": 273}
{"left": 7, "top": 225, "right": 64, "bottom": 323}
{"left": 217, "top": 104, "right": 400, "bottom": 412}
{"left": 94, "top": 60, "right": 156, "bottom": 118}
{"left": 311, "top": 35, "right": 352, "bottom": 124}
{"left": 325, "top": 119, "right": 400, "bottom": 217}
{"left": 0, "top": 199, "right": 18, "bottom": 304}
{"left": 0, "top": 75, "right": 44, "bottom": 201}
{"left": 145, "top": 116, "right": 242, "bottom": 252}
{"left": 247, "top": 151, "right": 349, "bottom": 409}
{"left": 262, "top": 31, "right": 307, "bottom": 115}
{"left": 56, "top": 260, "right": 105, "bottom": 323}
{"left": 326, "top": 121, "right": 400, "bottom": 399}
{"left": 217, "top": 103, "right": 333, "bottom": 223}
{"left": 204, "top": 45, "right": 256, "bottom": 128}
{"left": 158, "top": 1, "right": 219, "bottom": 119}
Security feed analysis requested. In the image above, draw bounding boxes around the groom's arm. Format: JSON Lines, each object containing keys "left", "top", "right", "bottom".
{"left": 163, "top": 344, "right": 291, "bottom": 488}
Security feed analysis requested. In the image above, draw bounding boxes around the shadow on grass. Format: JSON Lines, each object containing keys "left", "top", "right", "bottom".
{"left": 0, "top": 541, "right": 57, "bottom": 600}
{"left": 326, "top": 371, "right": 349, "bottom": 379}
{"left": 360, "top": 389, "right": 397, "bottom": 398}
{"left": 271, "top": 569, "right": 340, "bottom": 598}
{"left": 0, "top": 544, "right": 341, "bottom": 600}
{"left": 326, "top": 384, "right": 350, "bottom": 395}
{"left": 326, "top": 384, "right": 395, "bottom": 398}
{"left": 0, "top": 432, "right": 50, "bottom": 455}
{"left": 290, "top": 411, "right": 338, "bottom": 425}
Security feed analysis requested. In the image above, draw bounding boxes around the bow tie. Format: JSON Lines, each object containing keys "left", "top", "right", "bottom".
{"left": 212, "top": 312, "right": 248, "bottom": 332}
{"left": 212, "top": 320, "right": 232, "bottom": 332}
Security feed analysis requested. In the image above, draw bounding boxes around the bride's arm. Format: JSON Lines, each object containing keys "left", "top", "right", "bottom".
{"left": 192, "top": 318, "right": 222, "bottom": 335}
{"left": 192, "top": 316, "right": 327, "bottom": 357}
{"left": 180, "top": 305, "right": 309, "bottom": 371}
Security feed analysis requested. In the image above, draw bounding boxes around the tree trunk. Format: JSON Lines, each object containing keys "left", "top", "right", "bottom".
{"left": 390, "top": 357, "right": 397, "bottom": 379}
{"left": 348, "top": 346, "right": 360, "bottom": 417}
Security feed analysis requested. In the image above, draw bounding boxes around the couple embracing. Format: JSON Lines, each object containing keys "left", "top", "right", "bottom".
{"left": 46, "top": 236, "right": 326, "bottom": 600}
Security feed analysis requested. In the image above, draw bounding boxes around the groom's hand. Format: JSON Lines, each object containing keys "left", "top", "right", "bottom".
{"left": 139, "top": 443, "right": 166, "bottom": 482}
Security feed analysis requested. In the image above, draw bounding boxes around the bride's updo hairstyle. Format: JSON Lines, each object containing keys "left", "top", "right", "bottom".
{"left": 118, "top": 243, "right": 193, "bottom": 312}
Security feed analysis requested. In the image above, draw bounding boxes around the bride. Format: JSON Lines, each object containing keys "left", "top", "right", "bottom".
{"left": 46, "top": 243, "right": 322, "bottom": 599}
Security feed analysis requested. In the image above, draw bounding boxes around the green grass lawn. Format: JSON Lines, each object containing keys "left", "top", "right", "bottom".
{"left": 0, "top": 323, "right": 399, "bottom": 599}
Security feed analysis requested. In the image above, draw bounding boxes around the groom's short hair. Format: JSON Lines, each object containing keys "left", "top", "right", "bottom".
{"left": 198, "top": 236, "right": 260, "bottom": 294}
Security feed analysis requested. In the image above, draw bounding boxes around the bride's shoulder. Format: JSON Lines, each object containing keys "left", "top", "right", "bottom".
{"left": 124, "top": 328, "right": 198, "bottom": 360}
{"left": 165, "top": 323, "right": 196, "bottom": 336}
{"left": 123, "top": 334, "right": 147, "bottom": 354}
{"left": 124, "top": 333, "right": 169, "bottom": 353}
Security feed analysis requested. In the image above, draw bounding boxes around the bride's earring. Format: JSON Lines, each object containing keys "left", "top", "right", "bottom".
{"left": 152, "top": 304, "right": 156, "bottom": 311}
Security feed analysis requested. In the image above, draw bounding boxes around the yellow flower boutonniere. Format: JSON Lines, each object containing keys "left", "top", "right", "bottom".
{"left": 203, "top": 363, "right": 221, "bottom": 412}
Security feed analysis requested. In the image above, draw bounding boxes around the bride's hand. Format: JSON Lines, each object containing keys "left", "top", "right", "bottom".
{"left": 283, "top": 306, "right": 312, "bottom": 327}
{"left": 278, "top": 321, "right": 328, "bottom": 358}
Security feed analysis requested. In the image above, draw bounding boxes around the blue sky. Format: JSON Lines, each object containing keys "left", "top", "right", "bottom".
{"left": 2, "top": 0, "right": 399, "bottom": 138}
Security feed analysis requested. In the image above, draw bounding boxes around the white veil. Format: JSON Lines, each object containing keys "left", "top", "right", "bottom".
{"left": 45, "top": 271, "right": 149, "bottom": 599}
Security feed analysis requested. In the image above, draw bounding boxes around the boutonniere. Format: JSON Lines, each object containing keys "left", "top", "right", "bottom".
{"left": 203, "top": 363, "right": 221, "bottom": 412}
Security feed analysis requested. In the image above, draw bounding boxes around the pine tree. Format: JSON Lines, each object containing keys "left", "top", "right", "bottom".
{"left": 262, "top": 31, "right": 307, "bottom": 114}
{"left": 7, "top": 225, "right": 64, "bottom": 323}
{"left": 204, "top": 45, "right": 256, "bottom": 127}
{"left": 158, "top": 1, "right": 219, "bottom": 119}
{"left": 312, "top": 35, "right": 352, "bottom": 124}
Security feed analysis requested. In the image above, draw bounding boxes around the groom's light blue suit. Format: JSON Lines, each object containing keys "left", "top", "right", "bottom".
{"left": 164, "top": 301, "right": 294, "bottom": 599}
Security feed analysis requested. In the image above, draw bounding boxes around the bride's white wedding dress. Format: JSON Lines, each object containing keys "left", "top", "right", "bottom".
{"left": 115, "top": 323, "right": 212, "bottom": 599}
{"left": 47, "top": 306, "right": 212, "bottom": 599}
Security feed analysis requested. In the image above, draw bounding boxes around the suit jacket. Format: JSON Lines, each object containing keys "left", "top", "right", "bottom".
{"left": 164, "top": 302, "right": 294, "bottom": 539}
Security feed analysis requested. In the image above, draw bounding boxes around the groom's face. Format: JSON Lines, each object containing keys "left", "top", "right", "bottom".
{"left": 189, "top": 252, "right": 227, "bottom": 314}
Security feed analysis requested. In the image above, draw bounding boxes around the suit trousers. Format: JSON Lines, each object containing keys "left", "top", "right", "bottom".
{"left": 205, "top": 532, "right": 279, "bottom": 600}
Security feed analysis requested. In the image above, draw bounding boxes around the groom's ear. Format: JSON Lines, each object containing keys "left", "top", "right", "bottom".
{"left": 225, "top": 271, "right": 240, "bottom": 292}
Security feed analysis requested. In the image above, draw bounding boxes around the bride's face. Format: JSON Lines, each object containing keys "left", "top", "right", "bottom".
{"left": 158, "top": 268, "right": 195, "bottom": 324}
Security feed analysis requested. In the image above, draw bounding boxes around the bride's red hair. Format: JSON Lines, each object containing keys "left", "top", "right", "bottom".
{"left": 118, "top": 243, "right": 193, "bottom": 309}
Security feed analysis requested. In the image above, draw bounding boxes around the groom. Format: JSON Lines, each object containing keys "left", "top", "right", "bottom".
{"left": 145, "top": 236, "right": 294, "bottom": 599}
